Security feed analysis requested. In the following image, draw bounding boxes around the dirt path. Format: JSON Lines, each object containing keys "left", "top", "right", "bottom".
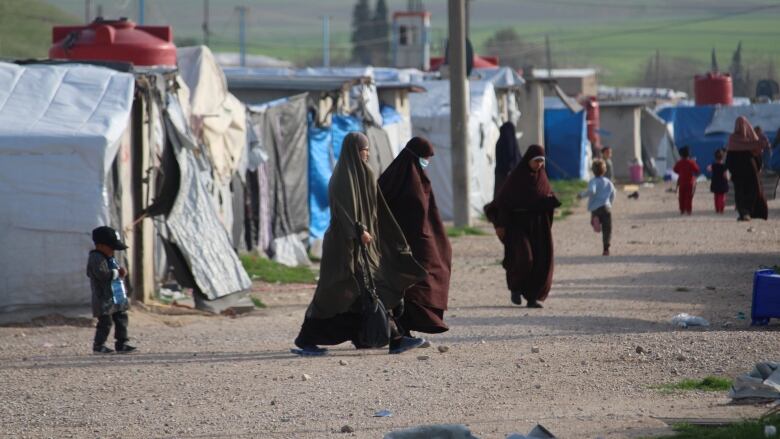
{"left": 1, "top": 184, "right": 779, "bottom": 439}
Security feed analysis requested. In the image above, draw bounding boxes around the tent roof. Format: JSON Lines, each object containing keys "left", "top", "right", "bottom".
{"left": 0, "top": 62, "right": 134, "bottom": 155}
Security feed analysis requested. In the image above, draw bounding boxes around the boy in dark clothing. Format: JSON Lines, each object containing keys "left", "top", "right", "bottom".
{"left": 708, "top": 148, "right": 729, "bottom": 214}
{"left": 673, "top": 146, "right": 701, "bottom": 215}
{"left": 88, "top": 226, "right": 136, "bottom": 354}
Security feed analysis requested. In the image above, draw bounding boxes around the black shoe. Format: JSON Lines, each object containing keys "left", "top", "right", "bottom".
{"left": 93, "top": 345, "right": 114, "bottom": 354}
{"left": 115, "top": 344, "right": 136, "bottom": 354}
{"left": 511, "top": 291, "right": 523, "bottom": 305}
{"left": 527, "top": 301, "right": 544, "bottom": 309}
{"left": 389, "top": 336, "right": 425, "bottom": 354}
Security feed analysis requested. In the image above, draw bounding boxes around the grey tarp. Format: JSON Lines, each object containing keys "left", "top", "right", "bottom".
{"left": 162, "top": 95, "right": 252, "bottom": 301}
{"left": 250, "top": 94, "right": 310, "bottom": 266}
{"left": 641, "top": 108, "right": 677, "bottom": 178}
{"left": 366, "top": 124, "right": 396, "bottom": 175}
{"left": 729, "top": 361, "right": 780, "bottom": 403}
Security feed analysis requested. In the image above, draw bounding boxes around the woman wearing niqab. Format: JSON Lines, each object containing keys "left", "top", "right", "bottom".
{"left": 293, "top": 132, "right": 427, "bottom": 355}
{"left": 725, "top": 116, "right": 768, "bottom": 221}
{"left": 494, "top": 122, "right": 522, "bottom": 198}
{"left": 378, "top": 137, "right": 452, "bottom": 336}
{"left": 484, "top": 144, "right": 561, "bottom": 308}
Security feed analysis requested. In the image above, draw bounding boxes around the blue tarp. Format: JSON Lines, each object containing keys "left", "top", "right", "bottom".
{"left": 544, "top": 108, "right": 589, "bottom": 180}
{"left": 307, "top": 114, "right": 363, "bottom": 240}
{"left": 657, "top": 106, "right": 729, "bottom": 176}
{"left": 380, "top": 104, "right": 403, "bottom": 126}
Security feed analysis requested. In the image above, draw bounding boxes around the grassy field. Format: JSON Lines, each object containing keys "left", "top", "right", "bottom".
{"left": 0, "top": 0, "right": 78, "bottom": 59}
{"left": 7, "top": 1, "right": 780, "bottom": 86}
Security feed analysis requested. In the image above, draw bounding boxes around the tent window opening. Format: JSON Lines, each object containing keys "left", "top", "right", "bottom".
{"left": 399, "top": 26, "right": 408, "bottom": 46}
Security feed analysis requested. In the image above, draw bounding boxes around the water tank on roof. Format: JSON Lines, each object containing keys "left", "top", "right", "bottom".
{"left": 694, "top": 72, "right": 732, "bottom": 106}
{"left": 50, "top": 17, "right": 176, "bottom": 67}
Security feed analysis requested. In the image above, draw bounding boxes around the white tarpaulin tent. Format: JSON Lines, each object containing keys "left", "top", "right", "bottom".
{"left": 177, "top": 46, "right": 247, "bottom": 241}
{"left": 705, "top": 103, "right": 780, "bottom": 135}
{"left": 0, "top": 62, "right": 134, "bottom": 315}
{"left": 410, "top": 80, "right": 501, "bottom": 220}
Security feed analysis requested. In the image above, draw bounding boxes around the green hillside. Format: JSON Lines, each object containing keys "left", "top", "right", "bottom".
{"left": 0, "top": 0, "right": 78, "bottom": 59}
{"left": 19, "top": 1, "right": 780, "bottom": 87}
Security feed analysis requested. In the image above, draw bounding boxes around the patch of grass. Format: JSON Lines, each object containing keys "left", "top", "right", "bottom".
{"left": 658, "top": 376, "right": 733, "bottom": 392}
{"left": 551, "top": 180, "right": 588, "bottom": 219}
{"left": 654, "top": 413, "right": 780, "bottom": 439}
{"left": 240, "top": 255, "right": 316, "bottom": 284}
{"left": 447, "top": 226, "right": 488, "bottom": 238}
{"left": 250, "top": 295, "right": 266, "bottom": 309}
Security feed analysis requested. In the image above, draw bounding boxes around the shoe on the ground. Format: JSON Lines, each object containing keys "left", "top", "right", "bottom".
{"left": 737, "top": 215, "right": 751, "bottom": 222}
{"left": 291, "top": 345, "right": 327, "bottom": 356}
{"left": 602, "top": 249, "right": 610, "bottom": 256}
{"left": 418, "top": 338, "right": 431, "bottom": 349}
{"left": 510, "top": 291, "right": 523, "bottom": 305}
{"left": 93, "top": 345, "right": 114, "bottom": 354}
{"left": 527, "top": 301, "right": 544, "bottom": 309}
{"left": 115, "top": 344, "right": 136, "bottom": 354}
{"left": 389, "top": 336, "right": 426, "bottom": 354}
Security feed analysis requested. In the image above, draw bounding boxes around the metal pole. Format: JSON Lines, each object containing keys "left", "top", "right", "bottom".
{"left": 236, "top": 6, "right": 247, "bottom": 67}
{"left": 322, "top": 16, "right": 330, "bottom": 67}
{"left": 448, "top": 0, "right": 470, "bottom": 227}
{"left": 138, "top": 0, "right": 144, "bottom": 24}
{"left": 203, "top": 0, "right": 210, "bottom": 46}
{"left": 545, "top": 34, "right": 552, "bottom": 78}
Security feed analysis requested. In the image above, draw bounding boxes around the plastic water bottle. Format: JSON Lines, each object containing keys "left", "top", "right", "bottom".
{"left": 107, "top": 257, "right": 127, "bottom": 306}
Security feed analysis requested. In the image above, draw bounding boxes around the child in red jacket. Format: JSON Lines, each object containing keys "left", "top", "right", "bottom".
{"left": 673, "top": 146, "right": 701, "bottom": 215}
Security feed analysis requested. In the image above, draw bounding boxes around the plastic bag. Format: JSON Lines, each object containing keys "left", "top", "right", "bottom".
{"left": 671, "top": 313, "right": 710, "bottom": 328}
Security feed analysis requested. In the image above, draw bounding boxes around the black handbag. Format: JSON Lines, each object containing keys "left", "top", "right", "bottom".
{"left": 355, "top": 223, "right": 391, "bottom": 348}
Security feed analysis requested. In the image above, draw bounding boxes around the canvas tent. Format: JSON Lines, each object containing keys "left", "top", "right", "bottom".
{"left": 176, "top": 46, "right": 248, "bottom": 247}
{"left": 0, "top": 62, "right": 133, "bottom": 317}
{"left": 0, "top": 61, "right": 252, "bottom": 320}
{"left": 641, "top": 107, "right": 677, "bottom": 177}
{"left": 657, "top": 105, "right": 729, "bottom": 176}
{"left": 410, "top": 79, "right": 501, "bottom": 220}
{"left": 705, "top": 103, "right": 780, "bottom": 136}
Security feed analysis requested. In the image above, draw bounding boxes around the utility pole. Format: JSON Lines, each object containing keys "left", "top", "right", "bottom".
{"left": 545, "top": 34, "right": 552, "bottom": 78}
{"left": 203, "top": 0, "right": 210, "bottom": 46}
{"left": 138, "top": 0, "right": 144, "bottom": 24}
{"left": 448, "top": 0, "right": 470, "bottom": 227}
{"left": 322, "top": 16, "right": 330, "bottom": 67}
{"left": 85, "top": 0, "right": 91, "bottom": 22}
{"left": 653, "top": 48, "right": 660, "bottom": 99}
{"left": 236, "top": 6, "right": 248, "bottom": 67}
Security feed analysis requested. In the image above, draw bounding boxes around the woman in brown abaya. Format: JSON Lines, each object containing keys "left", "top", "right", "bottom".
{"left": 293, "top": 132, "right": 427, "bottom": 356}
{"left": 485, "top": 144, "right": 561, "bottom": 308}
{"left": 378, "top": 137, "right": 452, "bottom": 337}
{"left": 725, "top": 116, "right": 768, "bottom": 221}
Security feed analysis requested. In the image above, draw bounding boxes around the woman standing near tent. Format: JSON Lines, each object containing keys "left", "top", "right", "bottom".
{"left": 293, "top": 132, "right": 427, "bottom": 356}
{"left": 726, "top": 116, "right": 768, "bottom": 221}
{"left": 485, "top": 145, "right": 561, "bottom": 308}
{"left": 378, "top": 137, "right": 452, "bottom": 337}
{"left": 494, "top": 122, "right": 522, "bottom": 198}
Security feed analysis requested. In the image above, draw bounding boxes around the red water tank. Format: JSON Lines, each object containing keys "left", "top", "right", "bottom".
{"left": 694, "top": 72, "right": 733, "bottom": 106}
{"left": 50, "top": 18, "right": 176, "bottom": 67}
{"left": 583, "top": 96, "right": 601, "bottom": 150}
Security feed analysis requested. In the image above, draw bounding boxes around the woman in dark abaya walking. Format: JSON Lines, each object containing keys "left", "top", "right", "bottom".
{"left": 293, "top": 132, "right": 427, "bottom": 356}
{"left": 378, "top": 137, "right": 452, "bottom": 337}
{"left": 725, "top": 116, "right": 768, "bottom": 221}
{"left": 494, "top": 122, "right": 522, "bottom": 198}
{"left": 485, "top": 144, "right": 561, "bottom": 308}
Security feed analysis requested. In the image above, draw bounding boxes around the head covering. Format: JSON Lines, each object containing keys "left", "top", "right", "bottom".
{"left": 92, "top": 226, "right": 128, "bottom": 250}
{"left": 727, "top": 116, "right": 766, "bottom": 155}
{"left": 495, "top": 122, "right": 522, "bottom": 175}
{"left": 406, "top": 136, "right": 435, "bottom": 158}
{"left": 308, "top": 132, "right": 425, "bottom": 319}
{"left": 496, "top": 144, "right": 554, "bottom": 211}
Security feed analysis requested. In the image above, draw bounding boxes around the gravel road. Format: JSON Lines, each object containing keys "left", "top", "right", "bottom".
{"left": 1, "top": 184, "right": 779, "bottom": 439}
